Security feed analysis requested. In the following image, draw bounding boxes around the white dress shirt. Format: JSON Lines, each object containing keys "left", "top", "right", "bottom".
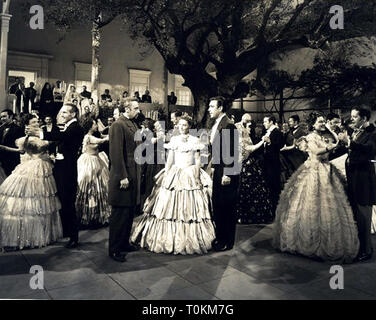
{"left": 210, "top": 113, "right": 226, "bottom": 144}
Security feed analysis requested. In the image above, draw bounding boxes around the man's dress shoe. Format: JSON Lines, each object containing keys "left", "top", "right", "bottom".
{"left": 65, "top": 239, "right": 78, "bottom": 249}
{"left": 109, "top": 252, "right": 126, "bottom": 263}
{"left": 122, "top": 244, "right": 140, "bottom": 253}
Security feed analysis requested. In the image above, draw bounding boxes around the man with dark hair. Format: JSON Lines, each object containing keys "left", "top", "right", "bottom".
{"left": 326, "top": 113, "right": 342, "bottom": 134}
{"left": 141, "top": 90, "right": 152, "bottom": 103}
{"left": 280, "top": 114, "right": 307, "bottom": 175}
{"left": 208, "top": 96, "right": 240, "bottom": 251}
{"left": 339, "top": 106, "right": 376, "bottom": 262}
{"left": 80, "top": 85, "right": 91, "bottom": 99}
{"left": 263, "top": 115, "right": 285, "bottom": 215}
{"left": 167, "top": 91, "right": 177, "bottom": 105}
{"left": 108, "top": 99, "right": 141, "bottom": 262}
{"left": 0, "top": 109, "right": 24, "bottom": 175}
{"left": 9, "top": 78, "right": 24, "bottom": 113}
{"left": 23, "top": 82, "right": 37, "bottom": 112}
{"left": 43, "top": 103, "right": 84, "bottom": 248}
{"left": 101, "top": 89, "right": 112, "bottom": 102}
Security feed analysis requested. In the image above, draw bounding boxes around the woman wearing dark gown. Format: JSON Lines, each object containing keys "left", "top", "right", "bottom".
{"left": 140, "top": 119, "right": 165, "bottom": 209}
{"left": 39, "top": 82, "right": 55, "bottom": 118}
{"left": 236, "top": 122, "right": 274, "bottom": 224}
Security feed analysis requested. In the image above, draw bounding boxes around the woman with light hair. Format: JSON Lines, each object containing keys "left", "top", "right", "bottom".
{"left": 131, "top": 115, "right": 215, "bottom": 254}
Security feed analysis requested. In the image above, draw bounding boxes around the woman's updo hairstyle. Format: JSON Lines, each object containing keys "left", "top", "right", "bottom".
{"left": 306, "top": 111, "right": 325, "bottom": 131}
{"left": 80, "top": 114, "right": 96, "bottom": 134}
{"left": 179, "top": 114, "right": 194, "bottom": 128}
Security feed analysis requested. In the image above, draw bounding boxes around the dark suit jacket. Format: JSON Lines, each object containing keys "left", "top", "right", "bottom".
{"left": 108, "top": 115, "right": 141, "bottom": 207}
{"left": 0, "top": 123, "right": 24, "bottom": 174}
{"left": 141, "top": 95, "right": 152, "bottom": 103}
{"left": 211, "top": 115, "right": 240, "bottom": 176}
{"left": 48, "top": 120, "right": 84, "bottom": 181}
{"left": 168, "top": 95, "right": 177, "bottom": 105}
{"left": 346, "top": 124, "right": 376, "bottom": 206}
{"left": 284, "top": 126, "right": 308, "bottom": 169}
{"left": 24, "top": 87, "right": 37, "bottom": 101}
{"left": 264, "top": 127, "right": 284, "bottom": 166}
{"left": 81, "top": 90, "right": 91, "bottom": 99}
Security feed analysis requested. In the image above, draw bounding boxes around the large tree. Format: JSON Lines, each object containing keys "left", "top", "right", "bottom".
{"left": 122, "top": 0, "right": 376, "bottom": 122}
{"left": 297, "top": 44, "right": 376, "bottom": 110}
{"left": 26, "top": 0, "right": 125, "bottom": 100}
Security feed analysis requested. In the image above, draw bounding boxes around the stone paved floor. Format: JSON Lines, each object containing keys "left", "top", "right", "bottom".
{"left": 1, "top": 220, "right": 376, "bottom": 300}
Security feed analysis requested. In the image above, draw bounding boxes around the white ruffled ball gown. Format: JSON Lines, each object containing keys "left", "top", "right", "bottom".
{"left": 272, "top": 132, "right": 359, "bottom": 263}
{"left": 0, "top": 136, "right": 63, "bottom": 250}
{"left": 131, "top": 135, "right": 215, "bottom": 255}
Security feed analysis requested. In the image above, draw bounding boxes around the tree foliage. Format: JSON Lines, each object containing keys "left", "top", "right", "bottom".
{"left": 26, "top": 0, "right": 126, "bottom": 32}
{"left": 298, "top": 45, "right": 376, "bottom": 109}
{"left": 121, "top": 0, "right": 376, "bottom": 120}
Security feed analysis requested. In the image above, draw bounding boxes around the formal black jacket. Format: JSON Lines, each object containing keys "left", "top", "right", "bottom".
{"left": 47, "top": 120, "right": 84, "bottom": 177}
{"left": 167, "top": 95, "right": 177, "bottom": 105}
{"left": 141, "top": 94, "right": 152, "bottom": 103}
{"left": 346, "top": 123, "right": 376, "bottom": 206}
{"left": 210, "top": 115, "right": 240, "bottom": 176}
{"left": 24, "top": 87, "right": 37, "bottom": 101}
{"left": 0, "top": 122, "right": 24, "bottom": 174}
{"left": 263, "top": 127, "right": 285, "bottom": 165}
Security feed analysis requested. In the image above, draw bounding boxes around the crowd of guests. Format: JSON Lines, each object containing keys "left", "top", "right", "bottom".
{"left": 0, "top": 93, "right": 375, "bottom": 264}
{"left": 9, "top": 78, "right": 180, "bottom": 120}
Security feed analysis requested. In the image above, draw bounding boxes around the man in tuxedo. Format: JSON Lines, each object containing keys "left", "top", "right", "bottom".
{"left": 108, "top": 99, "right": 141, "bottom": 262}
{"left": 47, "top": 104, "right": 84, "bottom": 248}
{"left": 23, "top": 82, "right": 37, "bottom": 112}
{"left": 263, "top": 116, "right": 285, "bottom": 216}
{"left": 326, "top": 113, "right": 342, "bottom": 134}
{"left": 208, "top": 96, "right": 240, "bottom": 251}
{"left": 0, "top": 109, "right": 24, "bottom": 175}
{"left": 280, "top": 115, "right": 307, "bottom": 172}
{"left": 339, "top": 107, "right": 376, "bottom": 262}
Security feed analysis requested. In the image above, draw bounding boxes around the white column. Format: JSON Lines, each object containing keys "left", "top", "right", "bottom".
{"left": 0, "top": 13, "right": 12, "bottom": 111}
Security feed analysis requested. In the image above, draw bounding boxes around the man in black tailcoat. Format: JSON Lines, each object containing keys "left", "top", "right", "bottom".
{"left": 0, "top": 109, "right": 24, "bottom": 175}
{"left": 262, "top": 116, "right": 285, "bottom": 216}
{"left": 46, "top": 104, "right": 84, "bottom": 248}
{"left": 339, "top": 107, "right": 376, "bottom": 262}
{"left": 208, "top": 96, "right": 240, "bottom": 252}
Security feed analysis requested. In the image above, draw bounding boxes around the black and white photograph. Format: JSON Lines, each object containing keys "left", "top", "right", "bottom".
{"left": 0, "top": 0, "right": 376, "bottom": 306}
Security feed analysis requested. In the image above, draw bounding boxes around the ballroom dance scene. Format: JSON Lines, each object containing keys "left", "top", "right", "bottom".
{"left": 0, "top": 0, "right": 376, "bottom": 301}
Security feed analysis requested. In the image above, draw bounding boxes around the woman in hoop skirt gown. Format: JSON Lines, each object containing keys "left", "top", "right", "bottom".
{"left": 131, "top": 115, "right": 215, "bottom": 255}
{"left": 75, "top": 116, "right": 111, "bottom": 228}
{"left": 272, "top": 113, "right": 359, "bottom": 263}
{"left": 235, "top": 122, "right": 274, "bottom": 224}
{"left": 0, "top": 115, "right": 62, "bottom": 250}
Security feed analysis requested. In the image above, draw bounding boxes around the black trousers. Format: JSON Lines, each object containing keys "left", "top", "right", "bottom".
{"left": 212, "top": 168, "right": 239, "bottom": 248}
{"left": 353, "top": 203, "right": 373, "bottom": 255}
{"left": 264, "top": 164, "right": 281, "bottom": 216}
{"left": 54, "top": 161, "right": 79, "bottom": 241}
{"left": 109, "top": 206, "right": 136, "bottom": 255}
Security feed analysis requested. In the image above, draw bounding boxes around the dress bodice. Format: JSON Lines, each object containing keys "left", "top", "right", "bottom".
{"left": 16, "top": 136, "right": 50, "bottom": 162}
{"left": 82, "top": 134, "right": 100, "bottom": 155}
{"left": 164, "top": 135, "right": 204, "bottom": 169}
{"left": 305, "top": 132, "right": 334, "bottom": 162}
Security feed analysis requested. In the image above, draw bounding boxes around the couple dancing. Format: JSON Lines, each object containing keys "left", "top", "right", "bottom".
{"left": 0, "top": 105, "right": 84, "bottom": 250}
{"left": 273, "top": 108, "right": 376, "bottom": 263}
{"left": 108, "top": 97, "right": 239, "bottom": 262}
